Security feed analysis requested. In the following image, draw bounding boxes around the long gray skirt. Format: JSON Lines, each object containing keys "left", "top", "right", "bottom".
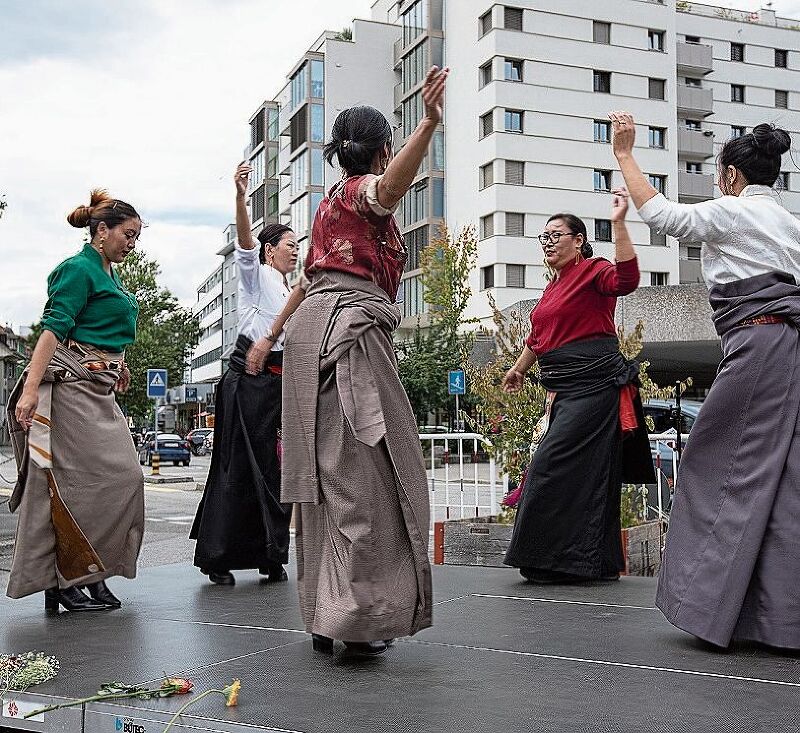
{"left": 656, "top": 320, "right": 800, "bottom": 648}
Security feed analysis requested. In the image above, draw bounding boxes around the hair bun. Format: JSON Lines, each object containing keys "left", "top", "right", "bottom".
{"left": 752, "top": 124, "right": 791, "bottom": 156}
{"left": 67, "top": 188, "right": 114, "bottom": 228}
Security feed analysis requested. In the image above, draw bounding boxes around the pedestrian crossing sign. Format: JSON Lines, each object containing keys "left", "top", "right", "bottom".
{"left": 147, "top": 369, "right": 168, "bottom": 398}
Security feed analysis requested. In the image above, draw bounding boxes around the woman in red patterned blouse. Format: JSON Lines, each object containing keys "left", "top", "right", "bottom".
{"left": 501, "top": 190, "right": 655, "bottom": 585}
{"left": 272, "top": 67, "right": 448, "bottom": 658}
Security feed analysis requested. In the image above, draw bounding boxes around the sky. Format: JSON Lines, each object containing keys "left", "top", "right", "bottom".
{"left": 1, "top": 0, "right": 799, "bottom": 328}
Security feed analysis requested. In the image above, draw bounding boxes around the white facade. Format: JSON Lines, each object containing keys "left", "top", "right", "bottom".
{"left": 190, "top": 265, "right": 223, "bottom": 384}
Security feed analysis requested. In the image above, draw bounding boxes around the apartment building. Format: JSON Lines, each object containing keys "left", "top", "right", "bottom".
{"left": 0, "top": 324, "right": 28, "bottom": 444}
{"left": 191, "top": 264, "right": 224, "bottom": 384}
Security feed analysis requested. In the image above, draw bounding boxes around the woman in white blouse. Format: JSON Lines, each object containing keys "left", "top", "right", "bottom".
{"left": 611, "top": 112, "right": 800, "bottom": 651}
{"left": 190, "top": 162, "right": 298, "bottom": 587}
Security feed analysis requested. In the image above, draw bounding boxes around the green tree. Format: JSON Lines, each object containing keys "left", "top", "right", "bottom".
{"left": 116, "top": 250, "right": 200, "bottom": 424}
{"left": 396, "top": 225, "right": 478, "bottom": 424}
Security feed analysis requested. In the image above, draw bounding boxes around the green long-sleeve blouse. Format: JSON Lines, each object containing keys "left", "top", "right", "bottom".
{"left": 40, "top": 244, "right": 139, "bottom": 353}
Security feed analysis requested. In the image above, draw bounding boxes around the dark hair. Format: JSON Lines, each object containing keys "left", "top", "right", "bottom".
{"left": 323, "top": 106, "right": 392, "bottom": 176}
{"left": 546, "top": 213, "right": 593, "bottom": 258}
{"left": 67, "top": 189, "right": 139, "bottom": 237}
{"left": 256, "top": 223, "right": 293, "bottom": 265}
{"left": 719, "top": 123, "right": 791, "bottom": 189}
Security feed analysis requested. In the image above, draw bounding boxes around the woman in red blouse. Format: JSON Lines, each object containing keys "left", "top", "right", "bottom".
{"left": 273, "top": 67, "right": 448, "bottom": 657}
{"left": 502, "top": 189, "right": 655, "bottom": 584}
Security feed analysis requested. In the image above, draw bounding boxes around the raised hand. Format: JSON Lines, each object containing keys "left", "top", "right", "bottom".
{"left": 422, "top": 66, "right": 449, "bottom": 126}
{"left": 610, "top": 187, "right": 630, "bottom": 222}
{"left": 234, "top": 162, "right": 252, "bottom": 197}
{"left": 502, "top": 368, "right": 525, "bottom": 394}
{"left": 609, "top": 111, "right": 636, "bottom": 159}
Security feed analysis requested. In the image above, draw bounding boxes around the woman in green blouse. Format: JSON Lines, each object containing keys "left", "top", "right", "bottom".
{"left": 7, "top": 190, "right": 145, "bottom": 612}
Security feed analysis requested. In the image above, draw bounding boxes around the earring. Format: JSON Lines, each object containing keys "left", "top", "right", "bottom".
{"left": 575, "top": 249, "right": 581, "bottom": 265}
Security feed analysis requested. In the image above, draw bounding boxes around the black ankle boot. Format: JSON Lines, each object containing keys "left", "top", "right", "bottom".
{"left": 312, "top": 634, "right": 334, "bottom": 654}
{"left": 44, "top": 586, "right": 110, "bottom": 612}
{"left": 343, "top": 640, "right": 389, "bottom": 656}
{"left": 259, "top": 563, "right": 288, "bottom": 583}
{"left": 85, "top": 580, "right": 122, "bottom": 608}
{"left": 208, "top": 571, "right": 235, "bottom": 585}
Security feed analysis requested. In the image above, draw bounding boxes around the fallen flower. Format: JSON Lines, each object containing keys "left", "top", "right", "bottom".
{"left": 162, "top": 677, "right": 193, "bottom": 695}
{"left": 223, "top": 679, "right": 241, "bottom": 707}
{"left": 1, "top": 652, "right": 59, "bottom": 694}
{"left": 163, "top": 679, "right": 242, "bottom": 732}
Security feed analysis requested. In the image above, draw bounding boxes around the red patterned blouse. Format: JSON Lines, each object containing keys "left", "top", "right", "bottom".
{"left": 304, "top": 174, "right": 407, "bottom": 298}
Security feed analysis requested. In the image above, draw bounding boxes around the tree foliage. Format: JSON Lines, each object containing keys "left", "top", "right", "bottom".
{"left": 396, "top": 225, "right": 477, "bottom": 423}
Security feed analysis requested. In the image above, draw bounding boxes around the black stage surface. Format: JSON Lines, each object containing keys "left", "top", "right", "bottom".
{"left": 1, "top": 562, "right": 799, "bottom": 732}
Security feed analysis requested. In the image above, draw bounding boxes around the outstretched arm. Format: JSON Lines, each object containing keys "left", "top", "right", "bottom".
{"left": 502, "top": 346, "right": 538, "bottom": 393}
{"left": 234, "top": 162, "right": 256, "bottom": 251}
{"left": 376, "top": 66, "right": 449, "bottom": 210}
{"left": 609, "top": 111, "right": 659, "bottom": 210}
{"left": 245, "top": 283, "right": 307, "bottom": 375}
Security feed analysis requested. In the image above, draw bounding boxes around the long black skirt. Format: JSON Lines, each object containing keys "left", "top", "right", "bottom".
{"left": 504, "top": 337, "right": 653, "bottom": 579}
{"left": 190, "top": 335, "right": 291, "bottom": 571}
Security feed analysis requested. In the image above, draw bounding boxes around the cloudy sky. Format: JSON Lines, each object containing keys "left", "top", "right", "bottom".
{"left": 1, "top": 0, "right": 799, "bottom": 328}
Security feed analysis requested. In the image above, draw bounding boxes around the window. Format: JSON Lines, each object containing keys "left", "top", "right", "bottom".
{"left": 650, "top": 231, "right": 667, "bottom": 246}
{"left": 648, "top": 127, "right": 665, "bottom": 148}
{"left": 648, "top": 30, "right": 665, "bottom": 51}
{"left": 250, "top": 112, "right": 265, "bottom": 148}
{"left": 779, "top": 172, "right": 790, "bottom": 191}
{"left": 594, "top": 120, "right": 611, "bottom": 143}
{"left": 731, "top": 84, "right": 745, "bottom": 103}
{"left": 731, "top": 125, "right": 745, "bottom": 138}
{"left": 687, "top": 246, "right": 701, "bottom": 260}
{"left": 267, "top": 146, "right": 278, "bottom": 178}
{"left": 776, "top": 90, "right": 788, "bottom": 109}
{"left": 310, "top": 60, "right": 324, "bottom": 98}
{"left": 432, "top": 131, "right": 445, "bottom": 170}
{"left": 480, "top": 163, "right": 494, "bottom": 189}
{"left": 403, "top": 43, "right": 428, "bottom": 92}
{"left": 650, "top": 272, "right": 669, "bottom": 286}
{"left": 594, "top": 169, "right": 611, "bottom": 192}
{"left": 504, "top": 109, "right": 523, "bottom": 133}
{"left": 595, "top": 219, "right": 612, "bottom": 242}
{"left": 403, "top": 91, "right": 424, "bottom": 137}
{"left": 311, "top": 104, "right": 324, "bottom": 143}
{"left": 290, "top": 105, "right": 308, "bottom": 151}
{"left": 402, "top": 181, "right": 428, "bottom": 228}
{"left": 480, "top": 111, "right": 494, "bottom": 138}
{"left": 290, "top": 151, "right": 308, "bottom": 196}
{"left": 684, "top": 77, "right": 702, "bottom": 88}
{"left": 648, "top": 78, "right": 665, "bottom": 100}
{"left": 267, "top": 107, "right": 279, "bottom": 141}
{"left": 479, "top": 10, "right": 492, "bottom": 37}
{"left": 505, "top": 160, "right": 525, "bottom": 185}
{"left": 775, "top": 49, "right": 788, "bottom": 68}
{"left": 310, "top": 191, "right": 323, "bottom": 219}
{"left": 432, "top": 178, "right": 444, "bottom": 218}
{"left": 506, "top": 212, "right": 525, "bottom": 236}
{"left": 223, "top": 297, "right": 229, "bottom": 315}
{"left": 686, "top": 162, "right": 702, "bottom": 174}
{"left": 481, "top": 265, "right": 495, "bottom": 290}
{"left": 403, "top": 226, "right": 429, "bottom": 272}
{"left": 290, "top": 64, "right": 308, "bottom": 109}
{"left": 267, "top": 183, "right": 278, "bottom": 218}
{"left": 593, "top": 21, "right": 610, "bottom": 44}
{"left": 290, "top": 195, "right": 310, "bottom": 235}
{"left": 480, "top": 214, "right": 494, "bottom": 239}
{"left": 251, "top": 185, "right": 265, "bottom": 222}
{"left": 402, "top": 0, "right": 426, "bottom": 46}
{"left": 730, "top": 43, "right": 744, "bottom": 62}
{"left": 311, "top": 148, "right": 324, "bottom": 186}
{"left": 480, "top": 62, "right": 492, "bottom": 88}
{"left": 685, "top": 119, "right": 701, "bottom": 131}
{"left": 504, "top": 7, "right": 523, "bottom": 31}
{"left": 223, "top": 265, "right": 229, "bottom": 283}
{"left": 685, "top": 35, "right": 700, "bottom": 44}
{"left": 506, "top": 264, "right": 526, "bottom": 288}
{"left": 648, "top": 174, "right": 666, "bottom": 194}
{"left": 504, "top": 58, "right": 523, "bottom": 82}
{"left": 593, "top": 70, "right": 611, "bottom": 93}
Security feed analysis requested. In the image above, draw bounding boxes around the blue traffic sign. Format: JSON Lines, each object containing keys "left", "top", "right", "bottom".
{"left": 448, "top": 370, "right": 465, "bottom": 395}
{"left": 146, "top": 369, "right": 168, "bottom": 399}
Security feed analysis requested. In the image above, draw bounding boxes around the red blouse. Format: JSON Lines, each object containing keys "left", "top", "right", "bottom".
{"left": 304, "top": 174, "right": 406, "bottom": 298}
{"left": 526, "top": 257, "right": 640, "bottom": 356}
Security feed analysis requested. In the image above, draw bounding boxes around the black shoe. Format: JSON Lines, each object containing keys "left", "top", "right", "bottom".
{"left": 208, "top": 571, "right": 235, "bottom": 585}
{"left": 522, "top": 568, "right": 588, "bottom": 585}
{"left": 259, "top": 564, "right": 288, "bottom": 583}
{"left": 84, "top": 580, "right": 122, "bottom": 608}
{"left": 343, "top": 640, "right": 389, "bottom": 656}
{"left": 312, "top": 634, "right": 334, "bottom": 654}
{"left": 599, "top": 573, "right": 620, "bottom": 582}
{"left": 44, "top": 586, "right": 111, "bottom": 613}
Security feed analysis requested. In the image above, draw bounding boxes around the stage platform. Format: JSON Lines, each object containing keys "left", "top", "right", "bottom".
{"left": 1, "top": 562, "right": 799, "bottom": 732}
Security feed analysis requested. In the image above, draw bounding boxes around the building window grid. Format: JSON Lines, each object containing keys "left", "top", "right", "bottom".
{"left": 687, "top": 246, "right": 702, "bottom": 261}
{"left": 402, "top": 0, "right": 427, "bottom": 47}
{"left": 776, "top": 90, "right": 788, "bottom": 109}
{"left": 403, "top": 91, "right": 424, "bottom": 137}
{"left": 480, "top": 62, "right": 492, "bottom": 88}
{"left": 651, "top": 272, "right": 669, "bottom": 286}
{"left": 776, "top": 49, "right": 788, "bottom": 68}
{"left": 648, "top": 174, "right": 666, "bottom": 195}
{"left": 310, "top": 60, "right": 324, "bottom": 98}
{"left": 780, "top": 172, "right": 790, "bottom": 191}
{"left": 648, "top": 78, "right": 666, "bottom": 100}
{"left": 480, "top": 214, "right": 494, "bottom": 239}
{"left": 504, "top": 7, "right": 523, "bottom": 31}
{"left": 648, "top": 127, "right": 666, "bottom": 149}
{"left": 594, "top": 120, "right": 611, "bottom": 143}
{"left": 593, "top": 21, "right": 610, "bottom": 44}
{"left": 505, "top": 160, "right": 525, "bottom": 185}
{"left": 504, "top": 109, "right": 523, "bottom": 133}
{"left": 403, "top": 44, "right": 428, "bottom": 93}
{"left": 480, "top": 163, "right": 494, "bottom": 190}
{"left": 731, "top": 84, "right": 745, "bottom": 103}
{"left": 648, "top": 30, "right": 665, "bottom": 51}
{"left": 731, "top": 43, "right": 745, "bottom": 62}
{"left": 504, "top": 58, "right": 523, "bottom": 82}
{"left": 594, "top": 71, "right": 611, "bottom": 93}
{"left": 479, "top": 10, "right": 492, "bottom": 37}
{"left": 506, "top": 264, "right": 526, "bottom": 288}
{"left": 594, "top": 169, "right": 611, "bottom": 192}
{"left": 731, "top": 125, "right": 745, "bottom": 139}
{"left": 480, "top": 112, "right": 494, "bottom": 138}
{"left": 686, "top": 162, "right": 703, "bottom": 174}
{"left": 595, "top": 219, "right": 612, "bottom": 242}
{"left": 290, "top": 64, "right": 308, "bottom": 110}
{"left": 481, "top": 265, "right": 495, "bottom": 290}
{"left": 505, "top": 212, "right": 525, "bottom": 237}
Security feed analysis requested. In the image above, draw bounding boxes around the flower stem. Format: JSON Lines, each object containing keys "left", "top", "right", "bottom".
{"left": 162, "top": 689, "right": 223, "bottom": 733}
{"left": 24, "top": 689, "right": 164, "bottom": 719}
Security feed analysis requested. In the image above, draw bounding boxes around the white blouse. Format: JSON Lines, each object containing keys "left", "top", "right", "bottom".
{"left": 235, "top": 243, "right": 290, "bottom": 350}
{"left": 638, "top": 185, "right": 800, "bottom": 289}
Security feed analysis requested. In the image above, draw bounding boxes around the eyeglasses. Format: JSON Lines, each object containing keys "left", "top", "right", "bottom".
{"left": 538, "top": 232, "right": 576, "bottom": 246}
{"left": 123, "top": 229, "right": 140, "bottom": 242}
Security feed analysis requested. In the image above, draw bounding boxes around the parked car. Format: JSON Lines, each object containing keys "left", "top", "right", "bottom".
{"left": 138, "top": 432, "right": 191, "bottom": 467}
{"left": 186, "top": 428, "right": 213, "bottom": 456}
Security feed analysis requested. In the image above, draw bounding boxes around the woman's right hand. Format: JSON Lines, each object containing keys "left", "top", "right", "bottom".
{"left": 502, "top": 368, "right": 525, "bottom": 394}
{"left": 422, "top": 66, "right": 449, "bottom": 125}
{"left": 234, "top": 162, "right": 252, "bottom": 197}
{"left": 15, "top": 387, "right": 39, "bottom": 432}
{"left": 245, "top": 337, "right": 274, "bottom": 376}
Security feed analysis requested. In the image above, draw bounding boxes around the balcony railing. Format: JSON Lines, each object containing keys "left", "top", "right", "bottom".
{"left": 677, "top": 85, "right": 714, "bottom": 118}
{"left": 678, "top": 171, "right": 714, "bottom": 201}
{"left": 678, "top": 128, "right": 714, "bottom": 159}
{"left": 676, "top": 42, "right": 713, "bottom": 75}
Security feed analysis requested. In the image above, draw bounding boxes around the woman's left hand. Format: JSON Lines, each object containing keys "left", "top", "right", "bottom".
{"left": 245, "top": 337, "right": 274, "bottom": 375}
{"left": 610, "top": 187, "right": 629, "bottom": 222}
{"left": 609, "top": 111, "right": 636, "bottom": 158}
{"left": 115, "top": 365, "right": 131, "bottom": 393}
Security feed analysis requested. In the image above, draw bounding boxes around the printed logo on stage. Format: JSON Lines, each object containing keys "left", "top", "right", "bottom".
{"left": 2, "top": 698, "right": 45, "bottom": 721}
{"left": 115, "top": 717, "right": 147, "bottom": 733}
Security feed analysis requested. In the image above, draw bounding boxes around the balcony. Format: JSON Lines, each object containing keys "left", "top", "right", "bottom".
{"left": 394, "top": 81, "right": 404, "bottom": 112}
{"left": 678, "top": 172, "right": 714, "bottom": 202}
{"left": 677, "top": 85, "right": 714, "bottom": 118}
{"left": 678, "top": 128, "right": 714, "bottom": 160}
{"left": 393, "top": 37, "right": 403, "bottom": 68}
{"left": 679, "top": 259, "right": 704, "bottom": 284}
{"left": 677, "top": 42, "right": 713, "bottom": 76}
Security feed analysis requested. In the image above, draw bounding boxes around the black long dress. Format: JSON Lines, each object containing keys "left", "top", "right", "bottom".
{"left": 504, "top": 337, "right": 654, "bottom": 579}
{"left": 190, "top": 335, "right": 291, "bottom": 572}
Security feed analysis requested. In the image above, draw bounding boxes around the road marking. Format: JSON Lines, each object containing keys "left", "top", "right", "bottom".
{"left": 472, "top": 593, "right": 657, "bottom": 611}
{"left": 409, "top": 639, "right": 800, "bottom": 688}
{"left": 158, "top": 618, "right": 307, "bottom": 634}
